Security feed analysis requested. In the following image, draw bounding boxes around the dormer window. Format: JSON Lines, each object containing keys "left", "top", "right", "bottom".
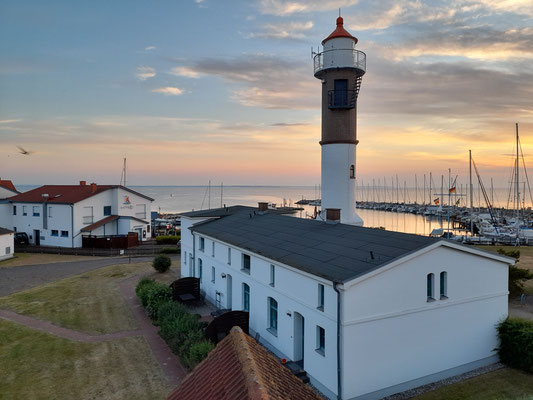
{"left": 350, "top": 165, "right": 355, "bottom": 179}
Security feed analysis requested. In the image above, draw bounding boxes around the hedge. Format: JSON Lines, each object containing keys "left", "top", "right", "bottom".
{"left": 156, "top": 235, "right": 180, "bottom": 245}
{"left": 497, "top": 318, "right": 533, "bottom": 373}
{"left": 160, "top": 247, "right": 180, "bottom": 254}
{"left": 135, "top": 278, "right": 214, "bottom": 370}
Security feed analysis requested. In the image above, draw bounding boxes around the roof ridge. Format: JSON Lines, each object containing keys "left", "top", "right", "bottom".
{"left": 231, "top": 327, "right": 270, "bottom": 400}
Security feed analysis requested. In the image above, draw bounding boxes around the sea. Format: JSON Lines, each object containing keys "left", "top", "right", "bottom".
{"left": 18, "top": 184, "right": 529, "bottom": 237}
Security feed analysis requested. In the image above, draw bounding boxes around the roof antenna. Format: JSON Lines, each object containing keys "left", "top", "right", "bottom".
{"left": 339, "top": 8, "right": 341, "bottom": 17}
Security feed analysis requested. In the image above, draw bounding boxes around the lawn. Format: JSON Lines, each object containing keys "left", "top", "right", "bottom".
{"left": 0, "top": 319, "right": 171, "bottom": 400}
{"left": 413, "top": 368, "right": 533, "bottom": 400}
{"left": 0, "top": 261, "right": 178, "bottom": 334}
{"left": 0, "top": 252, "right": 99, "bottom": 269}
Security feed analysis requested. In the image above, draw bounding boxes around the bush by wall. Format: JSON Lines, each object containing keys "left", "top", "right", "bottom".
{"left": 135, "top": 278, "right": 214, "bottom": 370}
{"left": 153, "top": 254, "right": 172, "bottom": 273}
{"left": 156, "top": 235, "right": 180, "bottom": 245}
{"left": 497, "top": 318, "right": 533, "bottom": 373}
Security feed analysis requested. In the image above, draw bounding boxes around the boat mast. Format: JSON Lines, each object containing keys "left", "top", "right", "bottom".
{"left": 415, "top": 174, "right": 418, "bottom": 204}
{"left": 208, "top": 180, "right": 211, "bottom": 209}
{"left": 220, "top": 182, "right": 223, "bottom": 208}
{"left": 429, "top": 172, "right": 432, "bottom": 205}
{"left": 469, "top": 150, "right": 473, "bottom": 235}
{"left": 516, "top": 122, "right": 520, "bottom": 222}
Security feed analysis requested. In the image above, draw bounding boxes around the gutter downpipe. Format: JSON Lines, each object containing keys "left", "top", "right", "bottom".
{"left": 333, "top": 281, "right": 342, "bottom": 400}
{"left": 70, "top": 205, "right": 74, "bottom": 248}
{"left": 192, "top": 230, "right": 196, "bottom": 276}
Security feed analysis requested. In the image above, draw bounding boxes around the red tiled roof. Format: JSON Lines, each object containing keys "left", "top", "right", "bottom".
{"left": 0, "top": 180, "right": 18, "bottom": 193}
{"left": 8, "top": 184, "right": 154, "bottom": 204}
{"left": 322, "top": 17, "right": 358, "bottom": 45}
{"left": 81, "top": 215, "right": 119, "bottom": 232}
{"left": 167, "top": 327, "right": 323, "bottom": 400}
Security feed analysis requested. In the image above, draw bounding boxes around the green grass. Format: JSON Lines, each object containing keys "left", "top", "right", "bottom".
{"left": 0, "top": 262, "right": 159, "bottom": 334}
{"left": 413, "top": 368, "right": 533, "bottom": 400}
{"left": 0, "top": 319, "right": 170, "bottom": 400}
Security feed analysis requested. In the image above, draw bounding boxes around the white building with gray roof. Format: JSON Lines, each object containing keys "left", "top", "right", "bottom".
{"left": 179, "top": 204, "right": 513, "bottom": 400}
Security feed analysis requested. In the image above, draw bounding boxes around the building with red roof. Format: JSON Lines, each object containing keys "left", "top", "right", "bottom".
{"left": 167, "top": 326, "right": 322, "bottom": 400}
{"left": 0, "top": 179, "right": 19, "bottom": 199}
{"left": 1, "top": 181, "right": 153, "bottom": 247}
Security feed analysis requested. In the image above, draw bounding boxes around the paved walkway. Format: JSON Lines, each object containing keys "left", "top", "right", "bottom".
{"left": 0, "top": 256, "right": 175, "bottom": 296}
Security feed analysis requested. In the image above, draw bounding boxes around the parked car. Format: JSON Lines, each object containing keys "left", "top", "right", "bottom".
{"left": 14, "top": 232, "right": 29, "bottom": 245}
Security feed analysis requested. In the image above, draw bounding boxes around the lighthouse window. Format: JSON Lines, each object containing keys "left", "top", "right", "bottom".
{"left": 334, "top": 79, "right": 348, "bottom": 106}
{"left": 427, "top": 273, "right": 435, "bottom": 301}
{"left": 350, "top": 165, "right": 355, "bottom": 179}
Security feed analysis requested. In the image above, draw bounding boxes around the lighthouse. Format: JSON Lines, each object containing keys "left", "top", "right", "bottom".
{"left": 313, "top": 16, "right": 366, "bottom": 225}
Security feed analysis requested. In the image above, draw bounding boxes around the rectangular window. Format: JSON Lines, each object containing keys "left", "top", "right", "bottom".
{"left": 6, "top": 246, "right": 11, "bottom": 255}
{"left": 83, "top": 206, "right": 93, "bottom": 224}
{"left": 61, "top": 230, "right": 69, "bottom": 238}
{"left": 242, "top": 254, "right": 251, "bottom": 274}
{"left": 243, "top": 283, "right": 250, "bottom": 312}
{"left": 268, "top": 297, "right": 278, "bottom": 335}
{"left": 23, "top": 206, "right": 27, "bottom": 216}
{"left": 199, "top": 263, "right": 203, "bottom": 281}
{"left": 316, "top": 326, "right": 325, "bottom": 355}
{"left": 227, "top": 248, "right": 231, "bottom": 265}
{"left": 427, "top": 273, "right": 435, "bottom": 301}
{"left": 212, "top": 241, "right": 215, "bottom": 257}
{"left": 440, "top": 271, "right": 448, "bottom": 299}
{"left": 51, "top": 230, "right": 59, "bottom": 237}
{"left": 334, "top": 79, "right": 348, "bottom": 106}
{"left": 32, "top": 206, "right": 40, "bottom": 217}
{"left": 184, "top": 251, "right": 187, "bottom": 265}
{"left": 211, "top": 266, "right": 215, "bottom": 283}
{"left": 199, "top": 237, "right": 205, "bottom": 252}
{"left": 13, "top": 205, "right": 16, "bottom": 215}
{"left": 318, "top": 284, "right": 325, "bottom": 311}
{"left": 270, "top": 264, "right": 275, "bottom": 287}
{"left": 103, "top": 206, "right": 112, "bottom": 216}
{"left": 135, "top": 204, "right": 146, "bottom": 219}
{"left": 48, "top": 206, "right": 52, "bottom": 218}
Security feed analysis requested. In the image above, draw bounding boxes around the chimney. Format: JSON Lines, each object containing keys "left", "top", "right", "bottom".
{"left": 258, "top": 202, "right": 268, "bottom": 212}
{"left": 325, "top": 208, "right": 341, "bottom": 223}
{"left": 90, "top": 183, "right": 97, "bottom": 193}
{"left": 80, "top": 180, "right": 86, "bottom": 186}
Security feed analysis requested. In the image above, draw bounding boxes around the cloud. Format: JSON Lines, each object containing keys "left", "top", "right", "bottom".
{"left": 0, "top": 119, "right": 22, "bottom": 124}
{"left": 257, "top": 0, "right": 359, "bottom": 16}
{"left": 180, "top": 54, "right": 318, "bottom": 109}
{"left": 135, "top": 66, "right": 156, "bottom": 80}
{"left": 170, "top": 66, "right": 202, "bottom": 78}
{"left": 248, "top": 20, "right": 314, "bottom": 40}
{"left": 144, "top": 46, "right": 156, "bottom": 51}
{"left": 151, "top": 86, "right": 184, "bottom": 95}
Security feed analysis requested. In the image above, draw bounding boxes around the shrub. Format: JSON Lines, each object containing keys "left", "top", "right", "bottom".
{"left": 496, "top": 248, "right": 533, "bottom": 296}
{"left": 156, "top": 235, "right": 180, "bottom": 245}
{"left": 497, "top": 248, "right": 520, "bottom": 261}
{"left": 497, "top": 318, "right": 533, "bottom": 373}
{"left": 184, "top": 340, "right": 215, "bottom": 369}
{"left": 160, "top": 247, "right": 180, "bottom": 254}
{"left": 153, "top": 254, "right": 172, "bottom": 273}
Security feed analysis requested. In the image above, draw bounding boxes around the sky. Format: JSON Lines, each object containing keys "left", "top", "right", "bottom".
{"left": 1, "top": 0, "right": 532, "bottom": 188}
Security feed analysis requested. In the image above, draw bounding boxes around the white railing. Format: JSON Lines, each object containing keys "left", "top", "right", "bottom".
{"left": 313, "top": 48, "right": 366, "bottom": 75}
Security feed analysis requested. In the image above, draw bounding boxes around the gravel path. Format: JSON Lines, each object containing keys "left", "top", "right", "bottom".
{"left": 0, "top": 256, "right": 169, "bottom": 296}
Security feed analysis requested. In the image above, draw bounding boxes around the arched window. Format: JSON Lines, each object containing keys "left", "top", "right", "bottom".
{"left": 242, "top": 283, "right": 250, "bottom": 312}
{"left": 349, "top": 165, "right": 355, "bottom": 179}
{"left": 440, "top": 271, "right": 448, "bottom": 298}
{"left": 268, "top": 297, "right": 278, "bottom": 335}
{"left": 427, "top": 273, "right": 435, "bottom": 301}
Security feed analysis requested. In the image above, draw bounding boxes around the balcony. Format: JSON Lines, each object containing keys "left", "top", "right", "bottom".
{"left": 328, "top": 90, "right": 356, "bottom": 109}
{"left": 313, "top": 48, "right": 366, "bottom": 77}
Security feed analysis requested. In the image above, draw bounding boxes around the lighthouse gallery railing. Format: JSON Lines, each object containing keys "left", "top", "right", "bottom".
{"left": 313, "top": 48, "right": 366, "bottom": 75}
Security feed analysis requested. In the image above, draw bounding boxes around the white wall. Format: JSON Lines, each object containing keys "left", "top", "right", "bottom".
{"left": 180, "top": 217, "right": 339, "bottom": 396}
{"left": 340, "top": 246, "right": 509, "bottom": 399}
{"left": 0, "top": 187, "right": 17, "bottom": 199}
{"left": 0, "top": 233, "right": 14, "bottom": 260}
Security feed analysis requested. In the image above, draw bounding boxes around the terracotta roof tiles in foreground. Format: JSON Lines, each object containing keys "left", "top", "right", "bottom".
{"left": 167, "top": 326, "right": 323, "bottom": 400}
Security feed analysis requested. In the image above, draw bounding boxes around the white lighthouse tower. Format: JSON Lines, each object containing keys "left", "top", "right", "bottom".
{"left": 313, "top": 16, "right": 366, "bottom": 225}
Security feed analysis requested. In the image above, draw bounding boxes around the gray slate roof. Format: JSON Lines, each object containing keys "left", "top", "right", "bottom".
{"left": 180, "top": 206, "right": 255, "bottom": 218}
{"left": 190, "top": 211, "right": 439, "bottom": 283}
{"left": 0, "top": 227, "right": 14, "bottom": 235}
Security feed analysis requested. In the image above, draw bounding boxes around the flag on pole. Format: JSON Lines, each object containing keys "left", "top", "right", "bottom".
{"left": 449, "top": 187, "right": 456, "bottom": 193}
{"left": 434, "top": 198, "right": 440, "bottom": 205}
{"left": 455, "top": 199, "right": 461, "bottom": 205}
